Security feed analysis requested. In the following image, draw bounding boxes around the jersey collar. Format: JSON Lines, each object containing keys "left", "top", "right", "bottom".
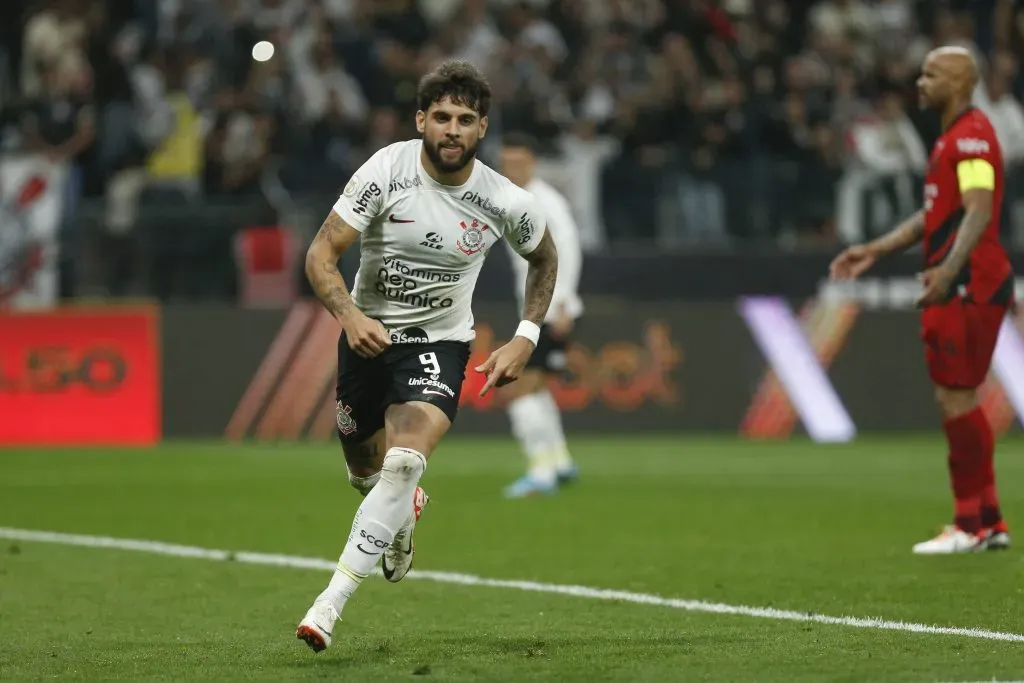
{"left": 945, "top": 105, "right": 975, "bottom": 130}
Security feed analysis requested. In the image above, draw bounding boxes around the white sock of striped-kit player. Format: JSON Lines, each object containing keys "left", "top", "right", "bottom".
{"left": 319, "top": 447, "right": 426, "bottom": 615}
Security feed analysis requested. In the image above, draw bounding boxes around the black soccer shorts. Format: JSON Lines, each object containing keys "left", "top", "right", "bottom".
{"left": 524, "top": 323, "right": 572, "bottom": 374}
{"left": 334, "top": 332, "right": 471, "bottom": 443}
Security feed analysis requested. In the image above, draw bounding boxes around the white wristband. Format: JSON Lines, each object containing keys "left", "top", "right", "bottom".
{"left": 515, "top": 320, "right": 541, "bottom": 346}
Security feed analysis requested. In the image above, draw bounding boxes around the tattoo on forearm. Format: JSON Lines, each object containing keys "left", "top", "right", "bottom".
{"left": 894, "top": 221, "right": 924, "bottom": 249}
{"left": 315, "top": 262, "right": 355, "bottom": 317}
{"left": 522, "top": 233, "right": 558, "bottom": 325}
{"left": 905, "top": 216, "right": 925, "bottom": 242}
{"left": 307, "top": 215, "right": 357, "bottom": 318}
{"left": 871, "top": 211, "right": 924, "bottom": 256}
{"left": 943, "top": 209, "right": 990, "bottom": 274}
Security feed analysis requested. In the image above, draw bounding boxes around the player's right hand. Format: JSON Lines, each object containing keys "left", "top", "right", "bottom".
{"left": 343, "top": 313, "right": 390, "bottom": 358}
{"left": 829, "top": 245, "right": 877, "bottom": 281}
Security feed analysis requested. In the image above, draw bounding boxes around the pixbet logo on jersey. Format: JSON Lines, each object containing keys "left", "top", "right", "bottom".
{"left": 389, "top": 176, "right": 422, "bottom": 192}
{"left": 457, "top": 219, "right": 490, "bottom": 255}
{"left": 459, "top": 191, "right": 507, "bottom": 219}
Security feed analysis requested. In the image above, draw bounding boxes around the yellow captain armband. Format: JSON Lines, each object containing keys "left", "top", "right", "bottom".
{"left": 956, "top": 158, "right": 996, "bottom": 192}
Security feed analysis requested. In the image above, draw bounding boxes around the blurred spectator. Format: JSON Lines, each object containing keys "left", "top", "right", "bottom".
{"left": 21, "top": 0, "right": 89, "bottom": 100}
{"left": 20, "top": 56, "right": 94, "bottom": 298}
{"left": 977, "top": 65, "right": 1024, "bottom": 166}
{"left": 294, "top": 30, "right": 367, "bottom": 132}
{"left": 977, "top": 61, "right": 1024, "bottom": 241}
{"left": 810, "top": 0, "right": 873, "bottom": 41}
{"left": 841, "top": 89, "right": 927, "bottom": 241}
{"left": 1, "top": 0, "right": 1022, "bottom": 299}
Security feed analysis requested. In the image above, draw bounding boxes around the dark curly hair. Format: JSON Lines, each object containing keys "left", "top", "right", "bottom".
{"left": 417, "top": 60, "right": 492, "bottom": 116}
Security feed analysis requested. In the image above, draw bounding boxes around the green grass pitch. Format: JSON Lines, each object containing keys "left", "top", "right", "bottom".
{"left": 1, "top": 435, "right": 1022, "bottom": 682}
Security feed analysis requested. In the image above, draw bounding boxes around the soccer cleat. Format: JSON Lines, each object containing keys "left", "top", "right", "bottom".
{"left": 295, "top": 598, "right": 340, "bottom": 653}
{"left": 555, "top": 464, "right": 579, "bottom": 486}
{"left": 381, "top": 486, "right": 428, "bottom": 583}
{"left": 912, "top": 525, "right": 986, "bottom": 554}
{"left": 503, "top": 474, "right": 557, "bottom": 499}
{"left": 984, "top": 522, "right": 1011, "bottom": 551}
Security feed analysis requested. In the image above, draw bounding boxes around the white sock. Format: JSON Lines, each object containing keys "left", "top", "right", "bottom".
{"left": 323, "top": 447, "right": 426, "bottom": 614}
{"left": 535, "top": 389, "right": 574, "bottom": 472}
{"left": 507, "top": 393, "right": 556, "bottom": 486}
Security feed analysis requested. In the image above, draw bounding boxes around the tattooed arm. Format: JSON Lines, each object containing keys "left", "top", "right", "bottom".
{"left": 305, "top": 210, "right": 360, "bottom": 319}
{"left": 520, "top": 230, "right": 559, "bottom": 327}
{"left": 305, "top": 210, "right": 389, "bottom": 357}
{"left": 866, "top": 210, "right": 926, "bottom": 258}
{"left": 476, "top": 227, "right": 559, "bottom": 396}
{"left": 916, "top": 188, "right": 994, "bottom": 307}
{"left": 940, "top": 189, "right": 993, "bottom": 276}
{"left": 916, "top": 144, "right": 999, "bottom": 307}
{"left": 830, "top": 211, "right": 924, "bottom": 282}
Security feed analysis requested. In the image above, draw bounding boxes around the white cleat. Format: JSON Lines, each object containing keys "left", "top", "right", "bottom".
{"left": 382, "top": 486, "right": 428, "bottom": 583}
{"left": 912, "top": 525, "right": 986, "bottom": 555}
{"left": 984, "top": 526, "right": 1011, "bottom": 551}
{"left": 295, "top": 598, "right": 340, "bottom": 653}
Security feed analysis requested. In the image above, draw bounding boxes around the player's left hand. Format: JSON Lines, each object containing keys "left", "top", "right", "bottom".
{"left": 915, "top": 265, "right": 956, "bottom": 307}
{"left": 475, "top": 337, "right": 535, "bottom": 396}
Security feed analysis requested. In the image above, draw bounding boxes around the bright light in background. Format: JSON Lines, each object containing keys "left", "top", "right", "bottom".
{"left": 251, "top": 41, "right": 275, "bottom": 62}
{"left": 739, "top": 296, "right": 856, "bottom": 443}
{"left": 991, "top": 316, "right": 1024, "bottom": 425}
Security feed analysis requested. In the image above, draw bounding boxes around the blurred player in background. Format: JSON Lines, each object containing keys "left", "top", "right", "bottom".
{"left": 831, "top": 46, "right": 1012, "bottom": 554}
{"left": 296, "top": 60, "right": 557, "bottom": 652}
{"left": 498, "top": 132, "right": 583, "bottom": 498}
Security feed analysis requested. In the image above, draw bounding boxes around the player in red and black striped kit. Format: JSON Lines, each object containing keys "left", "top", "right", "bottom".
{"left": 831, "top": 46, "right": 1012, "bottom": 554}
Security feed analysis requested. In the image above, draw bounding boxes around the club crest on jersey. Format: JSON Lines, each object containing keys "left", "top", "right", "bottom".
{"left": 336, "top": 402, "right": 358, "bottom": 436}
{"left": 457, "top": 219, "right": 490, "bottom": 255}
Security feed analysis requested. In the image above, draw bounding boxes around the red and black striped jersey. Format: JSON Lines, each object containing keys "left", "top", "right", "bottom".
{"left": 923, "top": 107, "right": 1013, "bottom": 304}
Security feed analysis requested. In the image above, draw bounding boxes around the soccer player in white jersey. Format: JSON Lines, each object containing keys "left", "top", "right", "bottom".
{"left": 498, "top": 132, "right": 583, "bottom": 498}
{"left": 295, "top": 60, "right": 558, "bottom": 653}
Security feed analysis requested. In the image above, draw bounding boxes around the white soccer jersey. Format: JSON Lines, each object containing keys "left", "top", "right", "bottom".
{"left": 506, "top": 178, "right": 583, "bottom": 323}
{"left": 332, "top": 139, "right": 547, "bottom": 343}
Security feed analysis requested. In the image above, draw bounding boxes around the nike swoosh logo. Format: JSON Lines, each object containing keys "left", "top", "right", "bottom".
{"left": 381, "top": 558, "right": 396, "bottom": 580}
{"left": 422, "top": 389, "right": 450, "bottom": 397}
{"left": 388, "top": 214, "right": 415, "bottom": 223}
{"left": 381, "top": 540, "right": 413, "bottom": 580}
{"left": 356, "top": 544, "right": 379, "bottom": 555}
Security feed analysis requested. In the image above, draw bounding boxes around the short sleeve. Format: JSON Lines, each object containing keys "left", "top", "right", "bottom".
{"left": 956, "top": 158, "right": 995, "bottom": 191}
{"left": 950, "top": 120, "right": 1000, "bottom": 193}
{"left": 505, "top": 190, "right": 547, "bottom": 256}
{"left": 332, "top": 148, "right": 388, "bottom": 232}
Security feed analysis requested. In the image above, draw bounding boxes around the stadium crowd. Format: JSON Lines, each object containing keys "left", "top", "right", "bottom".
{"left": 1, "top": 0, "right": 1023, "bottom": 299}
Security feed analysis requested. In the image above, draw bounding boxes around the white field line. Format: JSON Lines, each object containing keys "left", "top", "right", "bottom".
{"left": 2, "top": 526, "right": 1023, "bottom": 644}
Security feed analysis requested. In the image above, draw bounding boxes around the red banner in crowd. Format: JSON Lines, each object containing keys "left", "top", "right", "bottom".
{"left": 0, "top": 307, "right": 161, "bottom": 445}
